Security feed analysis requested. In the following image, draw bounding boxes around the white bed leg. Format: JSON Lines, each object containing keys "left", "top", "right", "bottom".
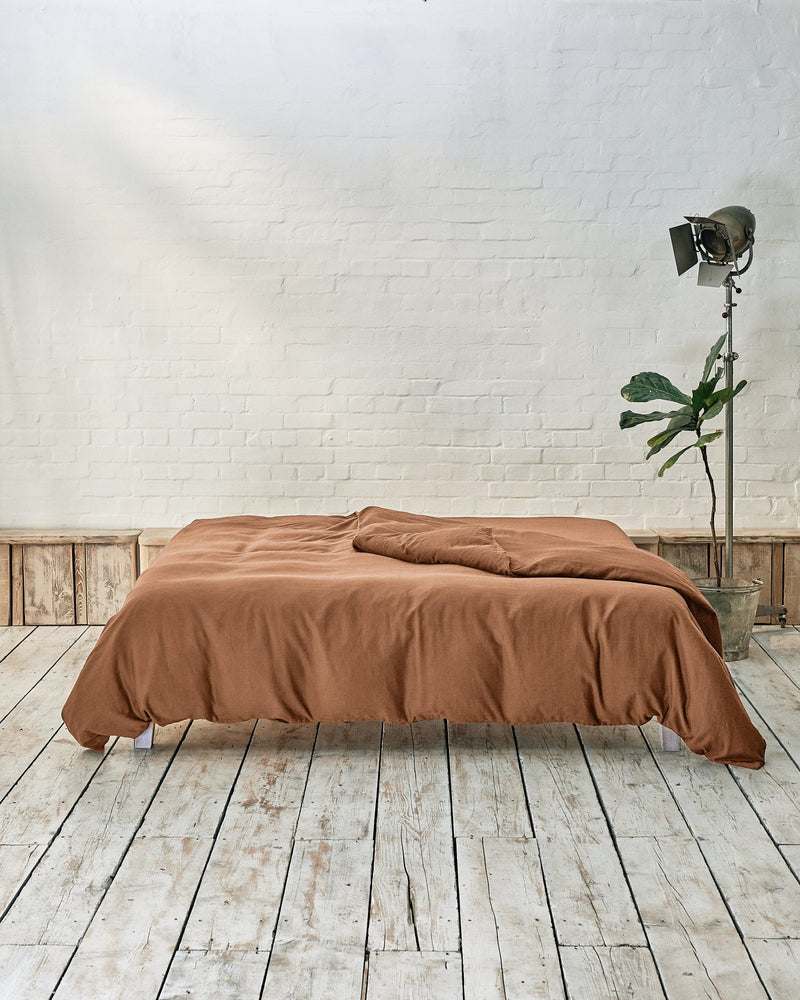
{"left": 659, "top": 723, "right": 681, "bottom": 752}
{"left": 134, "top": 724, "right": 154, "bottom": 749}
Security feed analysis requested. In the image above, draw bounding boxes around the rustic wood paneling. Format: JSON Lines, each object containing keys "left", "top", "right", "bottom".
{"left": 771, "top": 541, "right": 785, "bottom": 623}
{"left": 657, "top": 531, "right": 800, "bottom": 624}
{"left": 2, "top": 533, "right": 140, "bottom": 627}
{"left": 10, "top": 547, "right": 24, "bottom": 626}
{"left": 0, "top": 545, "right": 9, "bottom": 627}
{"left": 720, "top": 541, "right": 772, "bottom": 584}
{"left": 626, "top": 530, "right": 659, "bottom": 554}
{"left": 659, "top": 542, "right": 709, "bottom": 580}
{"left": 73, "top": 544, "right": 87, "bottom": 626}
{"left": 85, "top": 543, "right": 137, "bottom": 624}
{"left": 22, "top": 545, "right": 75, "bottom": 625}
{"left": 727, "top": 542, "right": 774, "bottom": 623}
{"left": 785, "top": 544, "right": 800, "bottom": 626}
{"left": 137, "top": 528, "right": 179, "bottom": 575}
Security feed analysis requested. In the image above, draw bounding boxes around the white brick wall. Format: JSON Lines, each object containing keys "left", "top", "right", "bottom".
{"left": 2, "top": 0, "right": 799, "bottom": 529}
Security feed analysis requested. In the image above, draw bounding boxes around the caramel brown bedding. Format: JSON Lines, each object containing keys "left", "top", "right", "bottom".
{"left": 62, "top": 507, "right": 765, "bottom": 768}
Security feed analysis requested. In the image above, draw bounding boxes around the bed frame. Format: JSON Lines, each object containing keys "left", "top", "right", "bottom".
{"left": 132, "top": 722, "right": 682, "bottom": 752}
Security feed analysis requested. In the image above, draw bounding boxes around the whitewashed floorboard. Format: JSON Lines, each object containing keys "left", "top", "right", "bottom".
{"left": 746, "top": 938, "right": 800, "bottom": 1000}
{"left": 753, "top": 626, "right": 800, "bottom": 682}
{"left": 0, "top": 724, "right": 115, "bottom": 915}
{"left": 51, "top": 835, "right": 215, "bottom": 1000}
{"left": 0, "top": 626, "right": 85, "bottom": 720}
{"left": 641, "top": 718, "right": 800, "bottom": 939}
{"left": 262, "top": 838, "right": 373, "bottom": 999}
{"left": 727, "top": 694, "right": 800, "bottom": 846}
{"left": 560, "top": 945, "right": 666, "bottom": 1000}
{"left": 0, "top": 626, "right": 34, "bottom": 662}
{"left": 457, "top": 836, "right": 565, "bottom": 1000}
{"left": 177, "top": 720, "right": 315, "bottom": 953}
{"left": 294, "top": 721, "right": 381, "bottom": 841}
{"left": 0, "top": 626, "right": 99, "bottom": 799}
{"left": 577, "top": 724, "right": 688, "bottom": 838}
{"left": 368, "top": 720, "right": 458, "bottom": 952}
{"left": 447, "top": 723, "right": 531, "bottom": 838}
{"left": 0, "top": 944, "right": 75, "bottom": 1000}
{"left": 516, "top": 723, "right": 646, "bottom": 947}
{"left": 0, "top": 722, "right": 188, "bottom": 949}
{"left": 781, "top": 843, "right": 800, "bottom": 879}
{"left": 728, "top": 640, "right": 800, "bottom": 763}
{"left": 619, "top": 835, "right": 769, "bottom": 1000}
{"left": 140, "top": 720, "right": 255, "bottom": 838}
{"left": 1, "top": 626, "right": 800, "bottom": 999}
{"left": 159, "top": 949, "right": 267, "bottom": 1000}
{"left": 50, "top": 721, "right": 253, "bottom": 1000}
{"left": 365, "top": 950, "right": 462, "bottom": 1000}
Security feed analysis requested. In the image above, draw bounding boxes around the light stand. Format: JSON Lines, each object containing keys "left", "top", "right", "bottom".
{"left": 722, "top": 272, "right": 738, "bottom": 580}
{"left": 669, "top": 206, "right": 786, "bottom": 624}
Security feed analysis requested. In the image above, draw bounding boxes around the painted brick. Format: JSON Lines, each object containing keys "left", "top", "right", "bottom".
{"left": 1, "top": 0, "right": 798, "bottom": 529}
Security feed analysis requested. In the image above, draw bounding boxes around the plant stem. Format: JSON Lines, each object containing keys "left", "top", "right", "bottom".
{"left": 699, "top": 443, "right": 722, "bottom": 587}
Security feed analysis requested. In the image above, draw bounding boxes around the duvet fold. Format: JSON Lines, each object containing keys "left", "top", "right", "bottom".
{"left": 352, "top": 511, "right": 723, "bottom": 656}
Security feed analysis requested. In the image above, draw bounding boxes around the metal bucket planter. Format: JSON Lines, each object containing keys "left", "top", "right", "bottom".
{"left": 693, "top": 578, "right": 763, "bottom": 661}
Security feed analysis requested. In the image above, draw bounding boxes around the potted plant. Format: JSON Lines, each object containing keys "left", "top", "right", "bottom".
{"left": 619, "top": 333, "right": 762, "bottom": 660}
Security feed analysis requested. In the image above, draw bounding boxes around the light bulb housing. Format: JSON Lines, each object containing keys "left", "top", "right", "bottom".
{"left": 669, "top": 205, "right": 755, "bottom": 286}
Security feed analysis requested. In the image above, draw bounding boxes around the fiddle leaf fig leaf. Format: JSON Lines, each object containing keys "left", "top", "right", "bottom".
{"left": 712, "top": 379, "right": 747, "bottom": 406}
{"left": 692, "top": 379, "right": 719, "bottom": 415}
{"left": 696, "top": 380, "right": 746, "bottom": 423}
{"left": 646, "top": 427, "right": 684, "bottom": 458}
{"left": 694, "top": 430, "right": 723, "bottom": 447}
{"left": 619, "top": 407, "right": 687, "bottom": 429}
{"left": 656, "top": 431, "right": 722, "bottom": 477}
{"left": 665, "top": 410, "right": 697, "bottom": 432}
{"left": 657, "top": 443, "right": 694, "bottom": 476}
{"left": 702, "top": 333, "right": 727, "bottom": 381}
{"left": 699, "top": 399, "right": 724, "bottom": 423}
{"left": 620, "top": 372, "right": 692, "bottom": 406}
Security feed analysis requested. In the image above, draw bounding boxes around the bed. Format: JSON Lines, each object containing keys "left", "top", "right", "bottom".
{"left": 61, "top": 506, "right": 765, "bottom": 768}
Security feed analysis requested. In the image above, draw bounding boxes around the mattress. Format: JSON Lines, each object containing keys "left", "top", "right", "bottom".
{"left": 61, "top": 507, "right": 765, "bottom": 768}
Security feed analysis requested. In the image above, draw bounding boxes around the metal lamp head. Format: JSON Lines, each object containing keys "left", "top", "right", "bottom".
{"left": 670, "top": 205, "right": 755, "bottom": 286}
{"left": 693, "top": 206, "right": 756, "bottom": 264}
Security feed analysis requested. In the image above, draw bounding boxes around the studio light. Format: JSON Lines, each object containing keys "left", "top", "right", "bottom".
{"left": 670, "top": 207, "right": 754, "bottom": 577}
{"left": 669, "top": 205, "right": 755, "bottom": 286}
{"left": 666, "top": 205, "right": 784, "bottom": 625}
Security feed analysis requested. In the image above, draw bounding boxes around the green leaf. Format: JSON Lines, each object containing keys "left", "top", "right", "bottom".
{"left": 657, "top": 443, "right": 695, "bottom": 476}
{"left": 698, "top": 399, "right": 724, "bottom": 423}
{"left": 620, "top": 372, "right": 692, "bottom": 406}
{"left": 665, "top": 410, "right": 697, "bottom": 432}
{"left": 619, "top": 407, "right": 688, "bottom": 430}
{"left": 656, "top": 430, "right": 723, "bottom": 477}
{"left": 691, "top": 378, "right": 718, "bottom": 415}
{"left": 727, "top": 378, "right": 747, "bottom": 402}
{"left": 646, "top": 427, "right": 684, "bottom": 458}
{"left": 694, "top": 430, "right": 723, "bottom": 447}
{"left": 702, "top": 334, "right": 727, "bottom": 381}
{"left": 703, "top": 379, "right": 748, "bottom": 410}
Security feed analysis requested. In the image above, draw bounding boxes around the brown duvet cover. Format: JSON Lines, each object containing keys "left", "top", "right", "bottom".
{"left": 61, "top": 507, "right": 765, "bottom": 768}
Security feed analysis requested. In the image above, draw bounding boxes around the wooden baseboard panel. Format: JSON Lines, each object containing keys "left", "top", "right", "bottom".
{"left": 0, "top": 531, "right": 140, "bottom": 626}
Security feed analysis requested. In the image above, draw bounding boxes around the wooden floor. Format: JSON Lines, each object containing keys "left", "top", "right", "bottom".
{"left": 1, "top": 627, "right": 799, "bottom": 999}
